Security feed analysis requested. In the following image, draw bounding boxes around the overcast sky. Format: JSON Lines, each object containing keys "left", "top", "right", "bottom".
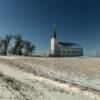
{"left": 0, "top": 0, "right": 100, "bottom": 55}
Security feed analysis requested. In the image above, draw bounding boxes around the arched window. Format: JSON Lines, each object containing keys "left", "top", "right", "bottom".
{"left": 67, "top": 50, "right": 70, "bottom": 55}
{"left": 62, "top": 50, "right": 66, "bottom": 54}
{"left": 72, "top": 51, "right": 74, "bottom": 54}
{"left": 55, "top": 50, "right": 57, "bottom": 55}
{"left": 58, "top": 50, "right": 60, "bottom": 55}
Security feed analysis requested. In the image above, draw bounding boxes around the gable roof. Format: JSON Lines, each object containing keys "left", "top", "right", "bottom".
{"left": 58, "top": 42, "right": 82, "bottom": 48}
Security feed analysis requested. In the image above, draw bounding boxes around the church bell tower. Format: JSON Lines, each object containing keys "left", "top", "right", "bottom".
{"left": 50, "top": 24, "right": 57, "bottom": 56}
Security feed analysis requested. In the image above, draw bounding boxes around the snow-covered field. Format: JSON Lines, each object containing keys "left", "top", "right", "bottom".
{"left": 0, "top": 56, "right": 100, "bottom": 100}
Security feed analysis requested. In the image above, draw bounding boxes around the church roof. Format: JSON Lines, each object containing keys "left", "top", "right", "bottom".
{"left": 58, "top": 42, "right": 82, "bottom": 48}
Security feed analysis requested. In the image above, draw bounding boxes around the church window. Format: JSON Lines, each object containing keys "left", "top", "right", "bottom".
{"left": 58, "top": 50, "right": 60, "bottom": 55}
{"left": 72, "top": 51, "right": 74, "bottom": 54}
{"left": 55, "top": 50, "right": 58, "bottom": 54}
{"left": 76, "top": 50, "right": 79, "bottom": 55}
{"left": 68, "top": 50, "right": 70, "bottom": 55}
{"left": 67, "top": 50, "right": 70, "bottom": 55}
{"left": 62, "top": 50, "right": 66, "bottom": 54}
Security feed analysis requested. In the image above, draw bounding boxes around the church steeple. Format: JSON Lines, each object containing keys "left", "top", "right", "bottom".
{"left": 52, "top": 24, "right": 57, "bottom": 38}
{"left": 50, "top": 24, "right": 57, "bottom": 56}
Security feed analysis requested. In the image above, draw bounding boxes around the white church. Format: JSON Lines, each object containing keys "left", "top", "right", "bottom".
{"left": 50, "top": 25, "right": 83, "bottom": 57}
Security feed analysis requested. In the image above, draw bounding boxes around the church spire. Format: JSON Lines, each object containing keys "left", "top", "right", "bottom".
{"left": 52, "top": 24, "right": 57, "bottom": 38}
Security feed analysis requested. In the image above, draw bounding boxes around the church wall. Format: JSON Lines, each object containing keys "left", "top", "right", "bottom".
{"left": 54, "top": 48, "right": 83, "bottom": 57}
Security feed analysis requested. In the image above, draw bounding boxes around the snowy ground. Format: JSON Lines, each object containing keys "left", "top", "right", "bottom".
{"left": 0, "top": 56, "right": 99, "bottom": 100}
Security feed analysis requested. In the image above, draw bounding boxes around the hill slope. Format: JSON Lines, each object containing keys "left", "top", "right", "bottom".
{"left": 0, "top": 56, "right": 99, "bottom": 100}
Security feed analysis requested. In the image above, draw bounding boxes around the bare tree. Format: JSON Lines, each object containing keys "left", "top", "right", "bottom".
{"left": 0, "top": 34, "right": 36, "bottom": 56}
{"left": 22, "top": 40, "right": 35, "bottom": 56}
{"left": 28, "top": 44, "right": 35, "bottom": 56}
{"left": 13, "top": 34, "right": 24, "bottom": 55}
{"left": 0, "top": 38, "right": 4, "bottom": 54}
{"left": 2, "top": 34, "right": 13, "bottom": 55}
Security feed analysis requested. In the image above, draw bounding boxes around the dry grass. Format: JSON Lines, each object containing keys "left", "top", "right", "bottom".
{"left": 0, "top": 56, "right": 100, "bottom": 100}
{"left": 4, "top": 56, "right": 100, "bottom": 79}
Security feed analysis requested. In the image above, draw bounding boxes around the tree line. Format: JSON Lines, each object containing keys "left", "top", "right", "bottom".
{"left": 0, "top": 34, "right": 35, "bottom": 56}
